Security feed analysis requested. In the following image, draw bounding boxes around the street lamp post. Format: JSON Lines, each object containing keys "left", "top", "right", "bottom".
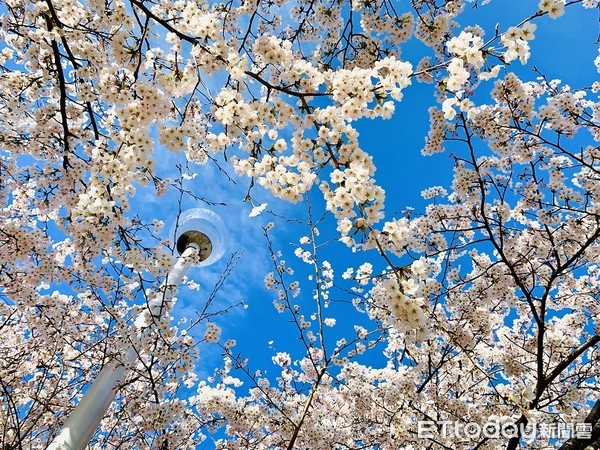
{"left": 48, "top": 209, "right": 228, "bottom": 450}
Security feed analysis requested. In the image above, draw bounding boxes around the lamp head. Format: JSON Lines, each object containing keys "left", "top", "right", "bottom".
{"left": 176, "top": 230, "right": 212, "bottom": 261}
{"left": 172, "top": 208, "right": 228, "bottom": 266}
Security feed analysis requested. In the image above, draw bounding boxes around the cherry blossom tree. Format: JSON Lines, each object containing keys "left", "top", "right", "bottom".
{"left": 1, "top": 0, "right": 599, "bottom": 449}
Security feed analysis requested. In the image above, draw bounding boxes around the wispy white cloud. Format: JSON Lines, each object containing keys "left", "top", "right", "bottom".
{"left": 128, "top": 127, "right": 301, "bottom": 376}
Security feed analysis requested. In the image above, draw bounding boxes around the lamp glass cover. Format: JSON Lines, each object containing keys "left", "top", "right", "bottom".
{"left": 171, "top": 208, "right": 228, "bottom": 267}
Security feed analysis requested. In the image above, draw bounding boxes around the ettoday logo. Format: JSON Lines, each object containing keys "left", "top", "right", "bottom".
{"left": 417, "top": 419, "right": 592, "bottom": 443}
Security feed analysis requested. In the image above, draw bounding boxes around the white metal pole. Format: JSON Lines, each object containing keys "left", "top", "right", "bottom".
{"left": 48, "top": 245, "right": 198, "bottom": 450}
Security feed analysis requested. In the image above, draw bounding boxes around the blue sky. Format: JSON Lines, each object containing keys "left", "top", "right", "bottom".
{"left": 129, "top": 2, "right": 600, "bottom": 439}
